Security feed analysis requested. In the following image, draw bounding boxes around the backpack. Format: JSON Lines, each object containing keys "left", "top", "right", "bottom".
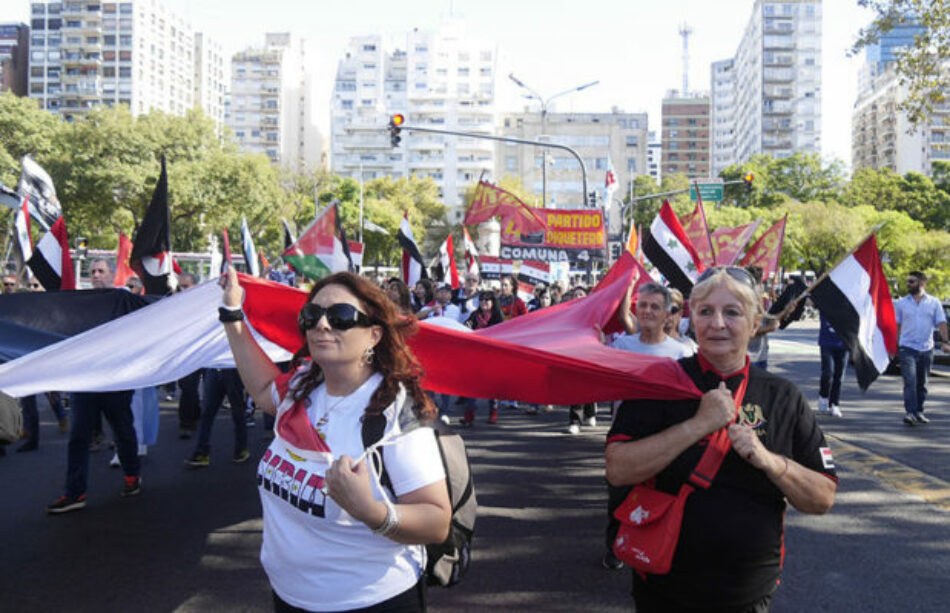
{"left": 362, "top": 414, "right": 477, "bottom": 587}
{"left": 0, "top": 392, "right": 23, "bottom": 445}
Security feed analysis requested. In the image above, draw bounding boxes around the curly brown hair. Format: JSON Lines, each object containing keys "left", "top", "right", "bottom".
{"left": 289, "top": 272, "right": 435, "bottom": 421}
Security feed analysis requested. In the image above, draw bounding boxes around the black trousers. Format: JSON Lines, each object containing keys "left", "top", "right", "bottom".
{"left": 633, "top": 574, "right": 773, "bottom": 613}
{"left": 273, "top": 578, "right": 426, "bottom": 613}
{"left": 177, "top": 369, "right": 202, "bottom": 429}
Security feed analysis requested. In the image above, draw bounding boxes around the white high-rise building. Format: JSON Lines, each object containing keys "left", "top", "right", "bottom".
{"left": 193, "top": 32, "right": 226, "bottom": 129}
{"left": 228, "top": 33, "right": 322, "bottom": 171}
{"left": 709, "top": 0, "right": 822, "bottom": 174}
{"left": 27, "top": 0, "right": 224, "bottom": 127}
{"left": 330, "top": 21, "right": 496, "bottom": 219}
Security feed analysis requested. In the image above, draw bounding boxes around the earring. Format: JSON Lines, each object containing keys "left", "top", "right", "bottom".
{"left": 363, "top": 346, "right": 375, "bottom": 365}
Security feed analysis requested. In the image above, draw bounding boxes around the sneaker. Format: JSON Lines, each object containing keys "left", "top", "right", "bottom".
{"left": 47, "top": 494, "right": 86, "bottom": 514}
{"left": 903, "top": 413, "right": 917, "bottom": 426}
{"left": 186, "top": 453, "right": 210, "bottom": 468}
{"left": 567, "top": 423, "right": 581, "bottom": 435}
{"left": 830, "top": 405, "right": 843, "bottom": 418}
{"left": 232, "top": 449, "right": 251, "bottom": 463}
{"left": 439, "top": 415, "right": 452, "bottom": 426}
{"left": 601, "top": 550, "right": 624, "bottom": 570}
{"left": 121, "top": 476, "right": 142, "bottom": 497}
{"left": 585, "top": 416, "right": 597, "bottom": 428}
{"left": 523, "top": 405, "right": 539, "bottom": 415}
{"left": 109, "top": 453, "right": 120, "bottom": 468}
{"left": 817, "top": 397, "right": 829, "bottom": 413}
{"left": 915, "top": 413, "right": 930, "bottom": 424}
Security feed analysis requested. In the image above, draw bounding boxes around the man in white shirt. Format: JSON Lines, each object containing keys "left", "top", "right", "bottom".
{"left": 895, "top": 271, "right": 949, "bottom": 425}
{"left": 422, "top": 283, "right": 461, "bottom": 321}
{"left": 610, "top": 282, "right": 694, "bottom": 360}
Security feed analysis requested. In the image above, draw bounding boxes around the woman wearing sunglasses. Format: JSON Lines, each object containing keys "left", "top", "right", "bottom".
{"left": 605, "top": 267, "right": 837, "bottom": 612}
{"left": 219, "top": 266, "right": 450, "bottom": 612}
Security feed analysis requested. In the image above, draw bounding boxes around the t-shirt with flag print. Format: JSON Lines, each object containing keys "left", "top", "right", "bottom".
{"left": 259, "top": 366, "right": 444, "bottom": 611}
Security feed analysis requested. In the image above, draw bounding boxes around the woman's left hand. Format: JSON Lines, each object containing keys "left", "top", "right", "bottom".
{"left": 324, "top": 455, "right": 381, "bottom": 524}
{"left": 728, "top": 424, "right": 783, "bottom": 475}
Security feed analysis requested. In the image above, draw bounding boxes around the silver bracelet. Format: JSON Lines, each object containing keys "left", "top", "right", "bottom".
{"left": 371, "top": 499, "right": 400, "bottom": 537}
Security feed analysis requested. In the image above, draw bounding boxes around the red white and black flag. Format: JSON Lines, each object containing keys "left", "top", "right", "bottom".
{"left": 434, "top": 234, "right": 460, "bottom": 289}
{"left": 642, "top": 200, "right": 706, "bottom": 296}
{"left": 397, "top": 211, "right": 427, "bottom": 286}
{"left": 27, "top": 217, "right": 76, "bottom": 291}
{"left": 14, "top": 196, "right": 33, "bottom": 264}
{"left": 463, "top": 227, "right": 479, "bottom": 277}
{"left": 130, "top": 154, "right": 173, "bottom": 295}
{"left": 809, "top": 234, "right": 897, "bottom": 390}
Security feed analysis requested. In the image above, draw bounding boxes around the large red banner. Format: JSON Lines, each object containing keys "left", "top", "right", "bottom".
{"left": 738, "top": 215, "right": 787, "bottom": 280}
{"left": 712, "top": 220, "right": 761, "bottom": 265}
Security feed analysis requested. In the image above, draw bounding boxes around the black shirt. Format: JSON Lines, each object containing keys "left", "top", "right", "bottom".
{"left": 607, "top": 354, "right": 837, "bottom": 607}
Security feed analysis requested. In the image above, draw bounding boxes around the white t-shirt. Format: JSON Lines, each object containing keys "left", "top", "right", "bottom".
{"left": 259, "top": 370, "right": 445, "bottom": 611}
{"left": 610, "top": 333, "right": 694, "bottom": 359}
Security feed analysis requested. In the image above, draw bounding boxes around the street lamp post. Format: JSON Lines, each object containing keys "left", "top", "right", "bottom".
{"left": 508, "top": 74, "right": 599, "bottom": 208}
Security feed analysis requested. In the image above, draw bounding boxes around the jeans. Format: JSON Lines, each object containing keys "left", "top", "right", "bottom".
{"left": 178, "top": 369, "right": 203, "bottom": 430}
{"left": 819, "top": 346, "right": 848, "bottom": 406}
{"left": 898, "top": 346, "right": 933, "bottom": 415}
{"left": 66, "top": 391, "right": 138, "bottom": 497}
{"left": 20, "top": 393, "right": 66, "bottom": 446}
{"left": 194, "top": 368, "right": 248, "bottom": 456}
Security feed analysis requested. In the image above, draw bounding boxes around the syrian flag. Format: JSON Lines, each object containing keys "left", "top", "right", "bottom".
{"left": 435, "top": 235, "right": 460, "bottom": 289}
{"left": 27, "top": 217, "right": 76, "bottom": 291}
{"left": 397, "top": 211, "right": 427, "bottom": 286}
{"left": 642, "top": 200, "right": 706, "bottom": 296}
{"left": 17, "top": 155, "right": 62, "bottom": 230}
{"left": 809, "top": 235, "right": 897, "bottom": 391}
{"left": 113, "top": 233, "right": 135, "bottom": 288}
{"left": 14, "top": 196, "right": 33, "bottom": 264}
{"left": 463, "top": 227, "right": 479, "bottom": 277}
{"left": 241, "top": 216, "right": 261, "bottom": 277}
{"left": 130, "top": 154, "right": 173, "bottom": 295}
{"left": 281, "top": 202, "right": 352, "bottom": 280}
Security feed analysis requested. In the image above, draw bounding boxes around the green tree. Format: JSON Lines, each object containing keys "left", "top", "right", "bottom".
{"left": 852, "top": 1, "right": 950, "bottom": 127}
{"left": 721, "top": 153, "right": 845, "bottom": 207}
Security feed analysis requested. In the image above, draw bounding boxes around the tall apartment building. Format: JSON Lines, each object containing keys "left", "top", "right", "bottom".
{"left": 852, "top": 20, "right": 948, "bottom": 175}
{"left": 26, "top": 1, "right": 225, "bottom": 127}
{"left": 228, "top": 33, "right": 321, "bottom": 171}
{"left": 661, "top": 94, "right": 711, "bottom": 179}
{"left": 646, "top": 131, "right": 661, "bottom": 183}
{"left": 193, "top": 32, "right": 226, "bottom": 128}
{"left": 497, "top": 109, "right": 648, "bottom": 232}
{"left": 0, "top": 23, "right": 30, "bottom": 95}
{"left": 330, "top": 20, "right": 496, "bottom": 219}
{"left": 710, "top": 0, "right": 822, "bottom": 175}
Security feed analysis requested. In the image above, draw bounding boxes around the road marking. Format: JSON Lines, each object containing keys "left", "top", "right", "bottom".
{"left": 827, "top": 435, "right": 950, "bottom": 511}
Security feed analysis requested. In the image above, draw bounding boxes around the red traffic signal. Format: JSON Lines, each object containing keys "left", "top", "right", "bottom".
{"left": 743, "top": 172, "right": 754, "bottom": 193}
{"left": 391, "top": 113, "right": 405, "bottom": 127}
{"left": 389, "top": 114, "right": 405, "bottom": 147}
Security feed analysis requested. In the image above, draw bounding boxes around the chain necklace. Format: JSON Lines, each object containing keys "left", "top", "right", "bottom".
{"left": 312, "top": 387, "right": 350, "bottom": 441}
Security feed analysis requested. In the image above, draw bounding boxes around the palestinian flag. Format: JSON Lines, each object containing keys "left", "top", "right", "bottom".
{"left": 281, "top": 203, "right": 352, "bottom": 280}
{"left": 397, "top": 211, "right": 427, "bottom": 286}
{"left": 642, "top": 200, "right": 706, "bottom": 296}
{"left": 27, "top": 217, "right": 76, "bottom": 291}
{"left": 130, "top": 154, "right": 173, "bottom": 295}
{"left": 809, "top": 235, "right": 897, "bottom": 390}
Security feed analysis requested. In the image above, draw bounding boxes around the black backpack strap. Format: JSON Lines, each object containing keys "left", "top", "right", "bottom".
{"left": 361, "top": 413, "right": 393, "bottom": 494}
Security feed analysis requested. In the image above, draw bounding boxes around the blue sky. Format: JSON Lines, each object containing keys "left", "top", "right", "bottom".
{"left": 8, "top": 0, "right": 876, "bottom": 167}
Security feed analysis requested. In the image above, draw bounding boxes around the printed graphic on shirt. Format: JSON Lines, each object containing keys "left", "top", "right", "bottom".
{"left": 258, "top": 448, "right": 327, "bottom": 517}
{"left": 820, "top": 447, "right": 835, "bottom": 470}
{"left": 738, "top": 403, "right": 767, "bottom": 436}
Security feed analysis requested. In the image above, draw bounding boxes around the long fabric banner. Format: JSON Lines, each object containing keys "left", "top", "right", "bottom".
{"left": 0, "top": 254, "right": 700, "bottom": 403}
{"left": 499, "top": 208, "right": 607, "bottom": 264}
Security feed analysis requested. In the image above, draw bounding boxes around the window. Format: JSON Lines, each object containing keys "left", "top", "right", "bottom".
{"left": 340, "top": 100, "right": 353, "bottom": 109}
{"left": 362, "top": 44, "right": 376, "bottom": 51}
{"left": 627, "top": 159, "right": 637, "bottom": 172}
{"left": 104, "top": 34, "right": 115, "bottom": 45}
{"left": 506, "top": 156, "right": 517, "bottom": 171}
{"left": 119, "top": 66, "right": 130, "bottom": 77}
{"left": 626, "top": 135, "right": 638, "bottom": 146}
{"left": 458, "top": 67, "right": 469, "bottom": 76}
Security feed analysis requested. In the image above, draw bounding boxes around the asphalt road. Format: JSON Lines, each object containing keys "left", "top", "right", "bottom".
{"left": 2, "top": 321, "right": 950, "bottom": 612}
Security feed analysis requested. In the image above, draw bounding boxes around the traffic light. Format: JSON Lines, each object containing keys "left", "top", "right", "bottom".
{"left": 610, "top": 242, "right": 622, "bottom": 261}
{"left": 75, "top": 236, "right": 88, "bottom": 259}
{"left": 388, "top": 113, "right": 405, "bottom": 148}
{"left": 743, "top": 172, "right": 754, "bottom": 193}
{"left": 588, "top": 191, "right": 597, "bottom": 207}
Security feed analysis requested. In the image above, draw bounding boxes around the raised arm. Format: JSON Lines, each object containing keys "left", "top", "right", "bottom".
{"left": 620, "top": 278, "right": 639, "bottom": 335}
{"left": 220, "top": 265, "right": 282, "bottom": 414}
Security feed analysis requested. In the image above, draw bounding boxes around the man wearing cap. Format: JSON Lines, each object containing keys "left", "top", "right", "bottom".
{"left": 422, "top": 283, "right": 461, "bottom": 320}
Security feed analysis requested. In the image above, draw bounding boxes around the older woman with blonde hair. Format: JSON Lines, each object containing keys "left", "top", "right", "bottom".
{"left": 219, "top": 265, "right": 450, "bottom": 612}
{"left": 606, "top": 266, "right": 837, "bottom": 612}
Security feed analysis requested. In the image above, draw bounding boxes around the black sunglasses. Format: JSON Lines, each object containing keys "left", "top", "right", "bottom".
{"left": 670, "top": 305, "right": 681, "bottom": 314}
{"left": 696, "top": 266, "right": 757, "bottom": 289}
{"left": 298, "top": 302, "right": 375, "bottom": 332}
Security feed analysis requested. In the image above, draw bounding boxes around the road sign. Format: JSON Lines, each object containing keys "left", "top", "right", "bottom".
{"left": 689, "top": 180, "right": 724, "bottom": 203}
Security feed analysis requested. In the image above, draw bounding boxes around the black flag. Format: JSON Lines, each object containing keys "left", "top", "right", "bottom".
{"left": 130, "top": 154, "right": 172, "bottom": 295}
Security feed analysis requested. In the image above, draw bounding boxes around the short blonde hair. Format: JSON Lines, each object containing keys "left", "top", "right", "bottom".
{"left": 689, "top": 268, "right": 763, "bottom": 327}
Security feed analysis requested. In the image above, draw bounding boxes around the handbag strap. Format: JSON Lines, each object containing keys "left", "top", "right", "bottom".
{"left": 686, "top": 359, "right": 751, "bottom": 490}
